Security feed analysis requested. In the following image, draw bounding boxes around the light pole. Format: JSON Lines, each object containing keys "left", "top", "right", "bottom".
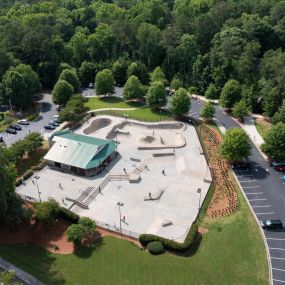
{"left": 197, "top": 188, "right": 201, "bottom": 210}
{"left": 32, "top": 176, "right": 41, "bottom": 202}
{"left": 117, "top": 201, "right": 124, "bottom": 235}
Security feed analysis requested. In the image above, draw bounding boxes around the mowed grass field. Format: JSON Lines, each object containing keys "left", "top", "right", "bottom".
{"left": 0, "top": 188, "right": 269, "bottom": 285}
{"left": 84, "top": 96, "right": 145, "bottom": 110}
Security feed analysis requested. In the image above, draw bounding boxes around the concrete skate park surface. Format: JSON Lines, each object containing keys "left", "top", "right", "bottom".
{"left": 16, "top": 115, "right": 211, "bottom": 242}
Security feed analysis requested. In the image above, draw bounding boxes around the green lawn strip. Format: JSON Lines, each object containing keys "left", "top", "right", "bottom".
{"left": 0, "top": 189, "right": 268, "bottom": 285}
{"left": 254, "top": 119, "right": 272, "bottom": 139}
{"left": 96, "top": 107, "right": 173, "bottom": 122}
{"left": 85, "top": 96, "right": 145, "bottom": 110}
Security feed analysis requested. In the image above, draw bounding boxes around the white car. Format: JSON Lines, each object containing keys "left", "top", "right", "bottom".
{"left": 18, "top": 119, "right": 29, "bottom": 125}
{"left": 53, "top": 115, "right": 59, "bottom": 120}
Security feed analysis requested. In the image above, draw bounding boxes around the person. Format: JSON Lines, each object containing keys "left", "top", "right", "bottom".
{"left": 123, "top": 168, "right": 126, "bottom": 173}
{"left": 59, "top": 183, "right": 62, "bottom": 189}
{"left": 149, "top": 192, "right": 151, "bottom": 198}
{"left": 162, "top": 170, "right": 165, "bottom": 175}
{"left": 98, "top": 187, "right": 101, "bottom": 194}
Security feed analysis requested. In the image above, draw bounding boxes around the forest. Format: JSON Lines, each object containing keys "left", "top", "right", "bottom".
{"left": 0, "top": 0, "right": 284, "bottom": 120}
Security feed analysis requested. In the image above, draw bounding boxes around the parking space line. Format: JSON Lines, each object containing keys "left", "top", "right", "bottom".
{"left": 273, "top": 279, "right": 285, "bottom": 283}
{"left": 271, "top": 257, "right": 285, "bottom": 260}
{"left": 239, "top": 180, "right": 257, "bottom": 182}
{"left": 270, "top": 248, "right": 285, "bottom": 251}
{"left": 252, "top": 205, "right": 271, "bottom": 208}
{"left": 256, "top": 212, "right": 275, "bottom": 215}
{"left": 267, "top": 238, "right": 285, "bottom": 241}
{"left": 248, "top": 198, "right": 267, "bottom": 201}
{"left": 273, "top": 268, "right": 285, "bottom": 272}
{"left": 245, "top": 192, "right": 263, "bottom": 195}
{"left": 237, "top": 174, "right": 253, "bottom": 177}
{"left": 243, "top": 186, "right": 261, "bottom": 189}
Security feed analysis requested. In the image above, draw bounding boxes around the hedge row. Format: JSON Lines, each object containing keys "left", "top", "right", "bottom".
{"left": 31, "top": 161, "right": 47, "bottom": 171}
{"left": 23, "top": 170, "right": 34, "bottom": 180}
{"left": 57, "top": 207, "right": 79, "bottom": 223}
{"left": 139, "top": 223, "right": 198, "bottom": 252}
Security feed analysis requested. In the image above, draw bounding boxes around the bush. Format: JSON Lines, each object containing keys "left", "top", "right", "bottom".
{"left": 147, "top": 241, "right": 164, "bottom": 255}
{"left": 67, "top": 224, "right": 86, "bottom": 245}
{"left": 139, "top": 223, "right": 198, "bottom": 252}
{"left": 35, "top": 199, "right": 60, "bottom": 226}
{"left": 32, "top": 161, "right": 47, "bottom": 171}
{"left": 15, "top": 179, "right": 23, "bottom": 187}
{"left": 57, "top": 207, "right": 79, "bottom": 223}
{"left": 23, "top": 207, "right": 33, "bottom": 222}
{"left": 23, "top": 170, "right": 33, "bottom": 180}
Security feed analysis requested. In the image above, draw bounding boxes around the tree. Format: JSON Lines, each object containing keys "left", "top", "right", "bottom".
{"left": 52, "top": 80, "right": 74, "bottom": 105}
{"left": 60, "top": 95, "right": 86, "bottom": 123}
{"left": 95, "top": 69, "right": 115, "bottom": 96}
{"left": 78, "top": 61, "right": 98, "bottom": 87}
{"left": 127, "top": 61, "right": 148, "bottom": 84}
{"left": 262, "top": 123, "right": 285, "bottom": 161}
{"left": 200, "top": 102, "right": 215, "bottom": 121}
{"left": 146, "top": 81, "right": 166, "bottom": 110}
{"left": 112, "top": 59, "right": 129, "bottom": 86}
{"left": 220, "top": 128, "right": 251, "bottom": 162}
{"left": 0, "top": 270, "right": 21, "bottom": 285}
{"left": 67, "top": 217, "right": 96, "bottom": 245}
{"left": 170, "top": 87, "right": 190, "bottom": 117}
{"left": 232, "top": 100, "right": 250, "bottom": 122}
{"left": 273, "top": 103, "right": 285, "bottom": 124}
{"left": 24, "top": 132, "right": 44, "bottom": 156}
{"left": 35, "top": 199, "right": 59, "bottom": 226}
{"left": 1, "top": 70, "right": 28, "bottom": 109}
{"left": 67, "top": 224, "right": 86, "bottom": 245}
{"left": 220, "top": 79, "right": 242, "bottom": 109}
{"left": 123, "top": 75, "right": 142, "bottom": 100}
{"left": 150, "top": 66, "right": 165, "bottom": 83}
{"left": 170, "top": 78, "right": 183, "bottom": 90}
{"left": 205, "top": 83, "right": 219, "bottom": 100}
{"left": 59, "top": 69, "right": 80, "bottom": 93}
{"left": 13, "top": 64, "right": 41, "bottom": 96}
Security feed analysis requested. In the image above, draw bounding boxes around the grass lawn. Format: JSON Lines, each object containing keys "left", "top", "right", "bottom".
{"left": 96, "top": 107, "right": 173, "bottom": 122}
{"left": 85, "top": 96, "right": 145, "bottom": 110}
{"left": 0, "top": 186, "right": 268, "bottom": 285}
{"left": 254, "top": 118, "right": 272, "bottom": 139}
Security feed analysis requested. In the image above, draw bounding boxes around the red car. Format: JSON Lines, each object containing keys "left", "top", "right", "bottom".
{"left": 275, "top": 165, "right": 285, "bottom": 172}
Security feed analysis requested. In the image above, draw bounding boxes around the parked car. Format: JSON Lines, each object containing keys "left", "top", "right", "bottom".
{"left": 260, "top": 219, "right": 283, "bottom": 230}
{"left": 9, "top": 124, "right": 22, "bottom": 131}
{"left": 271, "top": 161, "right": 285, "bottom": 167}
{"left": 275, "top": 165, "right": 285, "bottom": 172}
{"left": 44, "top": 125, "right": 55, "bottom": 130}
{"left": 88, "top": 83, "right": 93, "bottom": 88}
{"left": 232, "top": 161, "right": 251, "bottom": 171}
{"left": 0, "top": 136, "right": 4, "bottom": 143}
{"left": 18, "top": 119, "right": 29, "bottom": 125}
{"left": 54, "top": 117, "right": 61, "bottom": 124}
{"left": 6, "top": 128, "right": 17, "bottom": 134}
{"left": 49, "top": 121, "right": 59, "bottom": 127}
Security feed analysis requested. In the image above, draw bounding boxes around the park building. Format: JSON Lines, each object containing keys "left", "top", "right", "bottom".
{"left": 44, "top": 129, "right": 117, "bottom": 176}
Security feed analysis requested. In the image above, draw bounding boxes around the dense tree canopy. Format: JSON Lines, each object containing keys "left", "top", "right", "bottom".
{"left": 0, "top": 0, "right": 284, "bottom": 120}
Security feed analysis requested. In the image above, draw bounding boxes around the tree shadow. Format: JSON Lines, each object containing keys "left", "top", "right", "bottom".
{"left": 74, "top": 235, "right": 104, "bottom": 259}
{"left": 0, "top": 244, "right": 66, "bottom": 285}
{"left": 41, "top": 102, "right": 52, "bottom": 113}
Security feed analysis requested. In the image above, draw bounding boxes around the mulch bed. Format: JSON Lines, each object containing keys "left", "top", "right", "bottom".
{"left": 199, "top": 124, "right": 238, "bottom": 218}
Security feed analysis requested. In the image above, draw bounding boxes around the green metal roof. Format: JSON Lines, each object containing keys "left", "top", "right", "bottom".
{"left": 45, "top": 129, "right": 116, "bottom": 169}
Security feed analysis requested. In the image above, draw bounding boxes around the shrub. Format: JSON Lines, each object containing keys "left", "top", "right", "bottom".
{"left": 139, "top": 223, "right": 198, "bottom": 252}
{"left": 15, "top": 179, "right": 23, "bottom": 187}
{"left": 35, "top": 198, "right": 60, "bottom": 226}
{"left": 67, "top": 224, "right": 86, "bottom": 245}
{"left": 27, "top": 114, "right": 39, "bottom": 121}
{"left": 22, "top": 207, "right": 33, "bottom": 222}
{"left": 57, "top": 207, "right": 79, "bottom": 223}
{"left": 32, "top": 161, "right": 47, "bottom": 171}
{"left": 147, "top": 241, "right": 164, "bottom": 255}
{"left": 23, "top": 170, "right": 33, "bottom": 180}
{"left": 78, "top": 216, "right": 96, "bottom": 233}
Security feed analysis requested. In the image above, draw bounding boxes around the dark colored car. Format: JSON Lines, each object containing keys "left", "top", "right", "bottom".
{"left": 44, "top": 125, "right": 55, "bottom": 130}
{"left": 260, "top": 219, "right": 283, "bottom": 230}
{"left": 272, "top": 161, "right": 285, "bottom": 168}
{"left": 6, "top": 128, "right": 17, "bottom": 134}
{"left": 232, "top": 161, "right": 251, "bottom": 171}
{"left": 275, "top": 165, "right": 285, "bottom": 172}
{"left": 10, "top": 124, "right": 22, "bottom": 131}
{"left": 0, "top": 136, "right": 4, "bottom": 143}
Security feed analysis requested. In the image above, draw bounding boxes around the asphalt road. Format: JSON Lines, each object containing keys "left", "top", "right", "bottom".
{"left": 190, "top": 99, "right": 285, "bottom": 285}
{"left": 0, "top": 92, "right": 58, "bottom": 146}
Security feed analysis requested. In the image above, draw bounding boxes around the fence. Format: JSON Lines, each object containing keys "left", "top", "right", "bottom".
{"left": 94, "top": 219, "right": 140, "bottom": 239}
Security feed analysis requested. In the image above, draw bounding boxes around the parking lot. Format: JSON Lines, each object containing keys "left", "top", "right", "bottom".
{"left": 233, "top": 159, "right": 285, "bottom": 284}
